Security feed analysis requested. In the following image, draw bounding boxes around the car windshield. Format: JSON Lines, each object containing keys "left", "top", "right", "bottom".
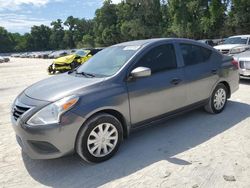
{"left": 76, "top": 45, "right": 140, "bottom": 77}
{"left": 75, "top": 50, "right": 88, "bottom": 57}
{"left": 224, "top": 37, "right": 248, "bottom": 44}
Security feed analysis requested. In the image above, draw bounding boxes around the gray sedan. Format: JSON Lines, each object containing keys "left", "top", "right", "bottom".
{"left": 11, "top": 38, "right": 239, "bottom": 163}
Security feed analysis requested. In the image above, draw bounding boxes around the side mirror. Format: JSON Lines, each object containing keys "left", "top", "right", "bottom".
{"left": 130, "top": 67, "right": 151, "bottom": 78}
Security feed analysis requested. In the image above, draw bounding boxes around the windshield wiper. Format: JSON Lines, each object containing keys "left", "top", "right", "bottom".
{"left": 68, "top": 69, "right": 76, "bottom": 74}
{"left": 75, "top": 71, "right": 96, "bottom": 78}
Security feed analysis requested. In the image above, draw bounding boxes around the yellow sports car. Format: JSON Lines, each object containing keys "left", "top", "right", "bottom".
{"left": 48, "top": 49, "right": 102, "bottom": 74}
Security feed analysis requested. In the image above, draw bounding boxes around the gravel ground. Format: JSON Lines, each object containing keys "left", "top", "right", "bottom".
{"left": 1, "top": 58, "right": 250, "bottom": 188}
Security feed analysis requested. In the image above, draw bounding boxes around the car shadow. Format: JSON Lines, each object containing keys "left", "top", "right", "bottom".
{"left": 22, "top": 100, "right": 250, "bottom": 188}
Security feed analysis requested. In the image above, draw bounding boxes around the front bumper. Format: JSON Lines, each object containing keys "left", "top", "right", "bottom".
{"left": 11, "top": 96, "right": 86, "bottom": 159}
{"left": 239, "top": 69, "right": 250, "bottom": 77}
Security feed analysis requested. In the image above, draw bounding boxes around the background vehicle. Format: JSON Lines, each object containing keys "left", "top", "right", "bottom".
{"left": 47, "top": 48, "right": 102, "bottom": 74}
{"left": 198, "top": 39, "right": 215, "bottom": 46}
{"left": 4, "top": 57, "right": 10, "bottom": 62}
{"left": 11, "top": 53, "right": 21, "bottom": 58}
{"left": 11, "top": 38, "right": 239, "bottom": 163}
{"left": 48, "top": 50, "right": 68, "bottom": 59}
{"left": 20, "top": 52, "right": 29, "bottom": 58}
{"left": 0, "top": 56, "right": 4, "bottom": 63}
{"left": 40, "top": 51, "right": 53, "bottom": 59}
{"left": 214, "top": 35, "right": 250, "bottom": 54}
{"left": 0, "top": 56, "right": 10, "bottom": 63}
{"left": 233, "top": 48, "right": 250, "bottom": 77}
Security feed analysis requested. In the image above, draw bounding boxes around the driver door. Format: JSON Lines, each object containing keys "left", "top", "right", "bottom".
{"left": 126, "top": 43, "right": 187, "bottom": 125}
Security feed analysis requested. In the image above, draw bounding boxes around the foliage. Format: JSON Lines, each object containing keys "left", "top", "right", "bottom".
{"left": 0, "top": 27, "right": 15, "bottom": 52}
{"left": 0, "top": 0, "right": 249, "bottom": 53}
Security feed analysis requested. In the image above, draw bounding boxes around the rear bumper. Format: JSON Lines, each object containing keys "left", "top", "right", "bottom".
{"left": 11, "top": 111, "right": 85, "bottom": 159}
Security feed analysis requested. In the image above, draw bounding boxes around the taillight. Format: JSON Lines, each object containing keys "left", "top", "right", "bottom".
{"left": 232, "top": 59, "right": 239, "bottom": 69}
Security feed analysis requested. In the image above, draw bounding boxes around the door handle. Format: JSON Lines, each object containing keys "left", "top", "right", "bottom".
{"left": 171, "top": 78, "right": 182, "bottom": 85}
{"left": 211, "top": 69, "right": 218, "bottom": 74}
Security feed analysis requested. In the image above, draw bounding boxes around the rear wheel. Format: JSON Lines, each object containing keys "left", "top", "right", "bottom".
{"left": 76, "top": 113, "right": 123, "bottom": 163}
{"left": 205, "top": 83, "right": 228, "bottom": 114}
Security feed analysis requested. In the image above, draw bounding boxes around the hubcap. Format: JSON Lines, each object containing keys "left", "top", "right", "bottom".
{"left": 87, "top": 123, "right": 118, "bottom": 157}
{"left": 213, "top": 88, "right": 226, "bottom": 110}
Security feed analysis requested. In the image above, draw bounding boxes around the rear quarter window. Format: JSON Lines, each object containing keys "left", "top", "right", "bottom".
{"left": 180, "top": 43, "right": 212, "bottom": 66}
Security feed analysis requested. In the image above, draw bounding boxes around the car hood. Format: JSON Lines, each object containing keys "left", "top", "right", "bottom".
{"left": 214, "top": 44, "right": 247, "bottom": 50}
{"left": 54, "top": 54, "right": 76, "bottom": 64}
{"left": 233, "top": 50, "right": 250, "bottom": 59}
{"left": 24, "top": 73, "right": 105, "bottom": 102}
{"left": 234, "top": 52, "right": 250, "bottom": 62}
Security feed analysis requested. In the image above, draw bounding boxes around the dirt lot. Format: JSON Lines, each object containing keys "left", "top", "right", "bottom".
{"left": 1, "top": 58, "right": 250, "bottom": 188}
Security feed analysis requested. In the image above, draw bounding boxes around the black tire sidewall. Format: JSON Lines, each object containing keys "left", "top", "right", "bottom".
{"left": 211, "top": 84, "right": 228, "bottom": 114}
{"left": 76, "top": 113, "right": 123, "bottom": 163}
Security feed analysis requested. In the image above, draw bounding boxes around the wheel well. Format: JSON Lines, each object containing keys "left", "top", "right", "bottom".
{"left": 219, "top": 81, "right": 231, "bottom": 98}
{"left": 90, "top": 109, "right": 128, "bottom": 138}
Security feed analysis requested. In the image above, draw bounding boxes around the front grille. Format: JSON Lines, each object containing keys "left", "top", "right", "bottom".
{"left": 12, "top": 104, "right": 30, "bottom": 121}
{"left": 239, "top": 61, "right": 250, "bottom": 69}
{"left": 221, "top": 49, "right": 230, "bottom": 54}
{"left": 239, "top": 61, "right": 245, "bottom": 69}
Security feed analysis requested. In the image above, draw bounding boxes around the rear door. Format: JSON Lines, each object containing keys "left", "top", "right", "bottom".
{"left": 126, "top": 43, "right": 187, "bottom": 125}
{"left": 177, "top": 43, "right": 219, "bottom": 105}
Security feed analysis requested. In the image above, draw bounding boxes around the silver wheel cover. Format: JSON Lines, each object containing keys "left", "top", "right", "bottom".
{"left": 213, "top": 88, "right": 226, "bottom": 110}
{"left": 87, "top": 123, "right": 118, "bottom": 157}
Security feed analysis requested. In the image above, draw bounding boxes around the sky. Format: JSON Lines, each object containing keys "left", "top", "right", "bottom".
{"left": 0, "top": 0, "right": 121, "bottom": 34}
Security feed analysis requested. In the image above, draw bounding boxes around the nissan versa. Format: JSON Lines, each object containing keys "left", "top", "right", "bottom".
{"left": 11, "top": 38, "right": 239, "bottom": 163}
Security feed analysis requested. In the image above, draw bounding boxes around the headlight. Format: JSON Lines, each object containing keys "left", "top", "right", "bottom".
{"left": 27, "top": 96, "right": 79, "bottom": 126}
{"left": 230, "top": 46, "right": 249, "bottom": 54}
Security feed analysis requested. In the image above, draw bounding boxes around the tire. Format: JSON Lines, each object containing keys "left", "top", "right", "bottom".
{"left": 205, "top": 83, "right": 228, "bottom": 114}
{"left": 48, "top": 64, "right": 56, "bottom": 74}
{"left": 76, "top": 113, "right": 123, "bottom": 163}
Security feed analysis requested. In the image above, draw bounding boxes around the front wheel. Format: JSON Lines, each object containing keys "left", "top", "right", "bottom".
{"left": 205, "top": 83, "right": 228, "bottom": 114}
{"left": 48, "top": 64, "right": 56, "bottom": 74}
{"left": 76, "top": 113, "right": 123, "bottom": 163}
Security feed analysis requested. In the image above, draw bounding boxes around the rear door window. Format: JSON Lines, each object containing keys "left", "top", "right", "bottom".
{"left": 180, "top": 43, "right": 212, "bottom": 66}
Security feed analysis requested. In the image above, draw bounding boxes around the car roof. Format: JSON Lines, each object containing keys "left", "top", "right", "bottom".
{"left": 198, "top": 39, "right": 212, "bottom": 41}
{"left": 229, "top": 35, "right": 250, "bottom": 38}
{"left": 113, "top": 38, "right": 201, "bottom": 47}
{"left": 112, "top": 38, "right": 215, "bottom": 52}
{"left": 114, "top": 38, "right": 169, "bottom": 46}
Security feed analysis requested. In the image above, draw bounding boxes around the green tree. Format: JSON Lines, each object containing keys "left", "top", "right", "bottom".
{"left": 50, "top": 19, "right": 65, "bottom": 49}
{"left": 200, "top": 0, "right": 226, "bottom": 38}
{"left": 168, "top": 0, "right": 209, "bottom": 39}
{"left": 117, "top": 0, "right": 162, "bottom": 40}
{"left": 29, "top": 25, "right": 51, "bottom": 51}
{"left": 77, "top": 34, "right": 95, "bottom": 48}
{"left": 63, "top": 16, "right": 79, "bottom": 48}
{"left": 0, "top": 27, "right": 14, "bottom": 52}
{"left": 74, "top": 19, "right": 94, "bottom": 42}
{"left": 227, "top": 0, "right": 250, "bottom": 34}
{"left": 63, "top": 30, "right": 74, "bottom": 49}
{"left": 94, "top": 0, "right": 119, "bottom": 46}
{"left": 10, "top": 33, "right": 27, "bottom": 52}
